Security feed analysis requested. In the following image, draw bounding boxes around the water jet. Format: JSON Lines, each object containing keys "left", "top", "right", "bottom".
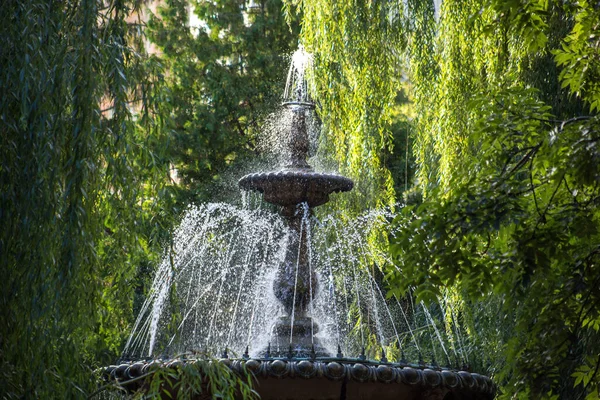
{"left": 104, "top": 46, "right": 495, "bottom": 400}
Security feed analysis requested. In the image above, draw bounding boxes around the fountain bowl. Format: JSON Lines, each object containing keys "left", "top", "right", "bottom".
{"left": 239, "top": 169, "right": 353, "bottom": 209}
{"left": 104, "top": 357, "right": 495, "bottom": 400}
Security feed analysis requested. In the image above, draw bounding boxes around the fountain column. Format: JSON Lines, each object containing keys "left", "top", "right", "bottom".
{"left": 272, "top": 105, "right": 321, "bottom": 355}
{"left": 272, "top": 201, "right": 319, "bottom": 355}
{"left": 285, "top": 106, "right": 311, "bottom": 171}
{"left": 238, "top": 46, "right": 354, "bottom": 356}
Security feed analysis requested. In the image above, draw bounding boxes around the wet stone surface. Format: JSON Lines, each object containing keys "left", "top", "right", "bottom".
{"left": 104, "top": 357, "right": 496, "bottom": 399}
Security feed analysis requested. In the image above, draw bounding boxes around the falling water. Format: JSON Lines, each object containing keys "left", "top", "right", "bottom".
{"left": 123, "top": 203, "right": 288, "bottom": 357}
{"left": 123, "top": 196, "right": 474, "bottom": 364}
{"left": 122, "top": 46, "right": 477, "bottom": 367}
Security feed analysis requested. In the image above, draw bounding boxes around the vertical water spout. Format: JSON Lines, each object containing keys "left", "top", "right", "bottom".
{"left": 285, "top": 107, "right": 311, "bottom": 170}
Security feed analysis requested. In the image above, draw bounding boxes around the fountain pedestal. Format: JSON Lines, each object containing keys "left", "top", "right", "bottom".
{"left": 271, "top": 207, "right": 324, "bottom": 356}
{"left": 239, "top": 105, "right": 353, "bottom": 356}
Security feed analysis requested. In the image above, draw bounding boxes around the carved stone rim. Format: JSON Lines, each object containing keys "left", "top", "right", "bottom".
{"left": 239, "top": 170, "right": 354, "bottom": 192}
{"left": 104, "top": 357, "right": 495, "bottom": 398}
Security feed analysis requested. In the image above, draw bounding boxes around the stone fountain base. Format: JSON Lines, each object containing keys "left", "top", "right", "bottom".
{"left": 104, "top": 357, "right": 495, "bottom": 400}
{"left": 108, "top": 46, "right": 496, "bottom": 400}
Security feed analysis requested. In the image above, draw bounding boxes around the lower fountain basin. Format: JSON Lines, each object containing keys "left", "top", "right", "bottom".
{"left": 238, "top": 170, "right": 354, "bottom": 208}
{"left": 104, "top": 358, "right": 495, "bottom": 400}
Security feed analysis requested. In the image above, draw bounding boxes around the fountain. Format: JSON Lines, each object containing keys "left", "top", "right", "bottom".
{"left": 103, "top": 47, "right": 495, "bottom": 400}
{"left": 238, "top": 47, "right": 352, "bottom": 357}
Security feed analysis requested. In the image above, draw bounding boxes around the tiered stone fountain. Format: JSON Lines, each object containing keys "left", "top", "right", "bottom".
{"left": 239, "top": 73, "right": 353, "bottom": 358}
{"left": 104, "top": 47, "right": 495, "bottom": 400}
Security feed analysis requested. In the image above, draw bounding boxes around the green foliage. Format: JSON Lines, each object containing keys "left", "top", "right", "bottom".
{"left": 552, "top": 1, "right": 600, "bottom": 112}
{"left": 146, "top": 0, "right": 300, "bottom": 205}
{"left": 387, "top": 1, "right": 600, "bottom": 397}
{"left": 0, "top": 0, "right": 172, "bottom": 396}
{"left": 385, "top": 88, "right": 416, "bottom": 197}
{"left": 99, "top": 358, "right": 258, "bottom": 400}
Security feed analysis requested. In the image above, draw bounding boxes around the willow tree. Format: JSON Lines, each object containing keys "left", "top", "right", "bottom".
{"left": 388, "top": 1, "right": 600, "bottom": 398}
{"left": 0, "top": 1, "right": 170, "bottom": 396}
{"left": 285, "top": 0, "right": 406, "bottom": 211}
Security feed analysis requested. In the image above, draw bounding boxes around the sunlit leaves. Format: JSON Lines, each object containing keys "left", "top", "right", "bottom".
{"left": 552, "top": 1, "right": 600, "bottom": 112}
{"left": 388, "top": 1, "right": 600, "bottom": 397}
{"left": 491, "top": 0, "right": 549, "bottom": 51}
{"left": 572, "top": 356, "right": 600, "bottom": 399}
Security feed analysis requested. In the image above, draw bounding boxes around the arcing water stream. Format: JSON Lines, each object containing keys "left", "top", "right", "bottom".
{"left": 122, "top": 47, "right": 472, "bottom": 369}
{"left": 123, "top": 201, "right": 471, "bottom": 365}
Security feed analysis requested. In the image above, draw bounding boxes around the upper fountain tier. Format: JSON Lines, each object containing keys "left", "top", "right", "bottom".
{"left": 238, "top": 103, "right": 354, "bottom": 209}
{"left": 239, "top": 168, "right": 353, "bottom": 208}
{"left": 239, "top": 47, "right": 353, "bottom": 209}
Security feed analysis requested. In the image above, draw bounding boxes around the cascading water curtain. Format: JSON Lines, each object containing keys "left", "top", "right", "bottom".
{"left": 125, "top": 203, "right": 474, "bottom": 364}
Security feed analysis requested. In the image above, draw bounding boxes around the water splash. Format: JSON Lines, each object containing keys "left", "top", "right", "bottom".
{"left": 124, "top": 202, "right": 472, "bottom": 363}
{"left": 123, "top": 46, "right": 475, "bottom": 365}
{"left": 124, "top": 203, "right": 287, "bottom": 358}
{"left": 283, "top": 45, "right": 314, "bottom": 106}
